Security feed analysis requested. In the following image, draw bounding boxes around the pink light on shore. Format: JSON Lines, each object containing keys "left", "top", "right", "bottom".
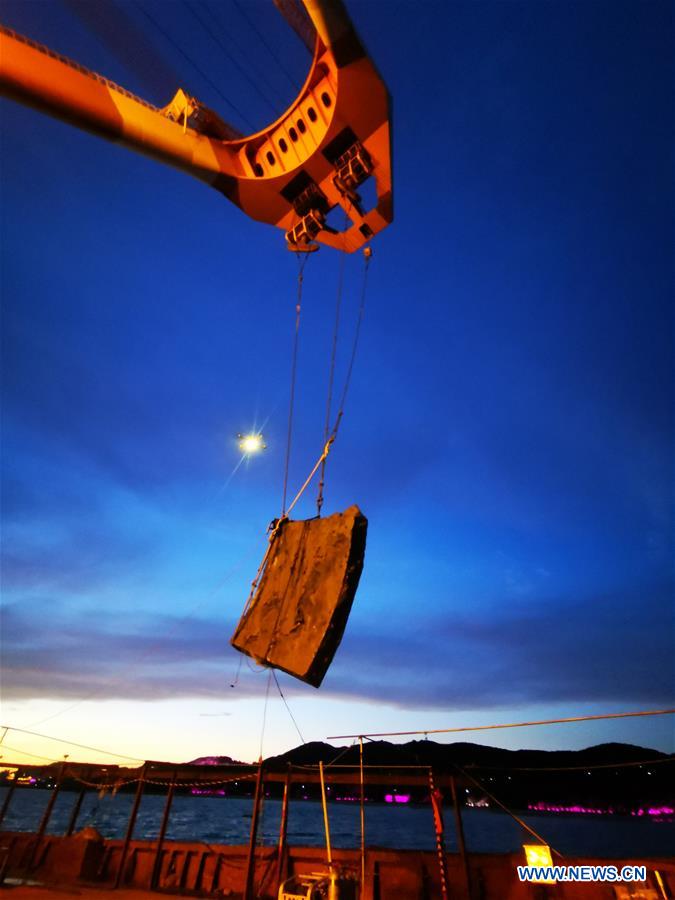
{"left": 384, "top": 793, "right": 411, "bottom": 804}
{"left": 529, "top": 802, "right": 674, "bottom": 819}
{"left": 528, "top": 802, "right": 611, "bottom": 815}
{"left": 632, "top": 806, "right": 674, "bottom": 817}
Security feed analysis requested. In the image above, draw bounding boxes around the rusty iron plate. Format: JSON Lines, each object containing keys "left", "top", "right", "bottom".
{"left": 230, "top": 505, "right": 367, "bottom": 687}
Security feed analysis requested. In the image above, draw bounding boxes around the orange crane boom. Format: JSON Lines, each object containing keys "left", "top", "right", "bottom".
{"left": 0, "top": 0, "right": 392, "bottom": 252}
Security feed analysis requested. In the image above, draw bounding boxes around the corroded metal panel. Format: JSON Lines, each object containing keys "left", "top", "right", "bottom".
{"left": 230, "top": 505, "right": 367, "bottom": 687}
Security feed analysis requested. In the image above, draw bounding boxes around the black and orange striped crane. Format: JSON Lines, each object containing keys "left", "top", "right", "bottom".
{"left": 0, "top": 0, "right": 393, "bottom": 252}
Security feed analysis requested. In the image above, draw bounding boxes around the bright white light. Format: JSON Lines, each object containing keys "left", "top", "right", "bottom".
{"left": 238, "top": 433, "right": 265, "bottom": 455}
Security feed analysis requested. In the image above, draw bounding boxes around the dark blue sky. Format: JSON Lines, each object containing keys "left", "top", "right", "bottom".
{"left": 1, "top": 0, "right": 673, "bottom": 762}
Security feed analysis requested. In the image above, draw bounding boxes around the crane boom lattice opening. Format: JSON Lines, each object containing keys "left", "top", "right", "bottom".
{"left": 231, "top": 505, "right": 367, "bottom": 687}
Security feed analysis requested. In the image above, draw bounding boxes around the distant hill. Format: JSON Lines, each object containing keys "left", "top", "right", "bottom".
{"left": 259, "top": 740, "right": 673, "bottom": 810}
{"left": 187, "top": 754, "right": 245, "bottom": 766}
{"left": 183, "top": 741, "right": 673, "bottom": 809}
{"left": 263, "top": 739, "right": 670, "bottom": 771}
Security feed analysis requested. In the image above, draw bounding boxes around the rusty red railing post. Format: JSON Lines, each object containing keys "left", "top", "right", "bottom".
{"left": 450, "top": 775, "right": 472, "bottom": 900}
{"left": 275, "top": 764, "right": 292, "bottom": 893}
{"left": 25, "top": 761, "right": 66, "bottom": 873}
{"left": 150, "top": 768, "right": 177, "bottom": 889}
{"left": 66, "top": 787, "right": 87, "bottom": 836}
{"left": 36, "top": 763, "right": 65, "bottom": 837}
{"left": 115, "top": 763, "right": 146, "bottom": 888}
{"left": 428, "top": 768, "right": 449, "bottom": 900}
{"left": 0, "top": 779, "right": 17, "bottom": 829}
{"left": 243, "top": 760, "right": 264, "bottom": 900}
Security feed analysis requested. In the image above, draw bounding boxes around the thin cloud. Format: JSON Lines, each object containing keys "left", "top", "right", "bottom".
{"left": 2, "top": 582, "right": 671, "bottom": 710}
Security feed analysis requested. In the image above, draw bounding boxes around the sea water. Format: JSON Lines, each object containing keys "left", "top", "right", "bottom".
{"left": 1, "top": 788, "right": 673, "bottom": 858}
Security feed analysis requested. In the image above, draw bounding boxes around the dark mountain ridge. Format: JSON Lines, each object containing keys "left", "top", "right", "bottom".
{"left": 258, "top": 740, "right": 673, "bottom": 810}
{"left": 263, "top": 739, "right": 670, "bottom": 772}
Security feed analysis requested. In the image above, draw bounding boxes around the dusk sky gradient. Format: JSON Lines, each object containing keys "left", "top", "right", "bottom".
{"left": 1, "top": 0, "right": 673, "bottom": 765}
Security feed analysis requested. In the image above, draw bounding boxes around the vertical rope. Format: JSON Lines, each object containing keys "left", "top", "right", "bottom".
{"left": 259, "top": 669, "right": 274, "bottom": 761}
{"left": 272, "top": 670, "right": 306, "bottom": 744}
{"left": 319, "top": 761, "right": 333, "bottom": 871}
{"left": 280, "top": 245, "right": 371, "bottom": 521}
{"left": 332, "top": 248, "right": 371, "bottom": 437}
{"left": 317, "top": 220, "right": 348, "bottom": 516}
{"left": 229, "top": 655, "right": 244, "bottom": 689}
{"left": 282, "top": 254, "right": 309, "bottom": 515}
